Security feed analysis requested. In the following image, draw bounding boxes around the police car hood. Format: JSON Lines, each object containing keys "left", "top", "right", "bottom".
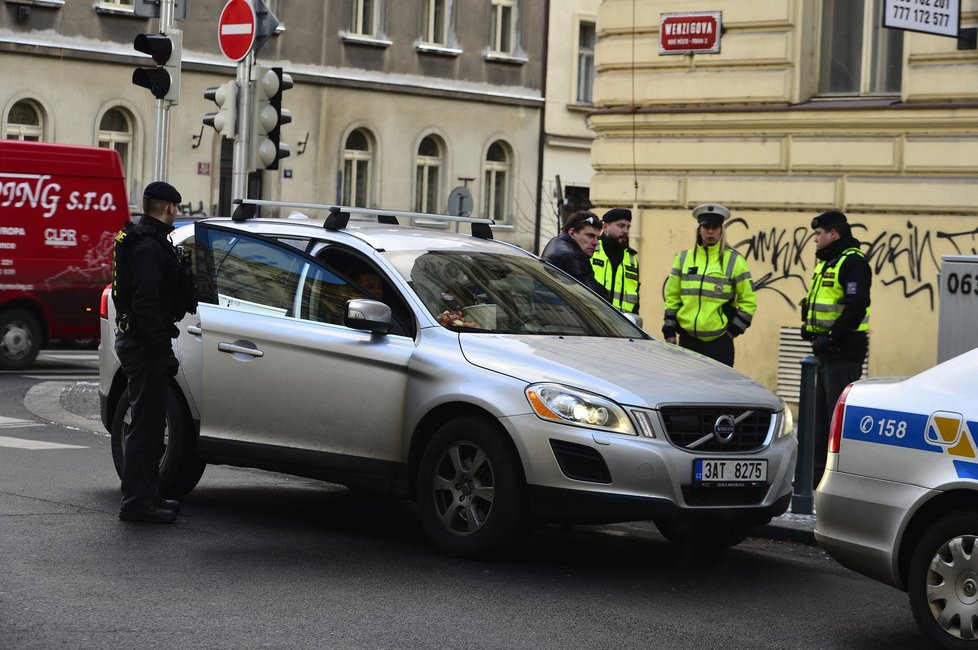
{"left": 458, "top": 335, "right": 781, "bottom": 409}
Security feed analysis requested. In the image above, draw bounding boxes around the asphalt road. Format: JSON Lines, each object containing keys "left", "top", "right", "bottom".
{"left": 0, "top": 349, "right": 928, "bottom": 649}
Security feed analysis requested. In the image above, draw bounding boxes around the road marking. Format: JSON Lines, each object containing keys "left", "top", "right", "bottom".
{"left": 0, "top": 415, "right": 43, "bottom": 429}
{"left": 0, "top": 435, "right": 87, "bottom": 450}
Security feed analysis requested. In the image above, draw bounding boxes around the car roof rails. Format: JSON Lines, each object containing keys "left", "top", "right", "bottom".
{"left": 231, "top": 199, "right": 495, "bottom": 239}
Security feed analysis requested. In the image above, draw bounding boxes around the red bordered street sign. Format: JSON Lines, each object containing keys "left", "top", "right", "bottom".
{"left": 659, "top": 12, "right": 722, "bottom": 55}
{"left": 218, "top": 0, "right": 256, "bottom": 62}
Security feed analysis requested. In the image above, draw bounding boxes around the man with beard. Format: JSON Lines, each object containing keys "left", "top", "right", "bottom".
{"left": 662, "top": 203, "right": 756, "bottom": 367}
{"left": 801, "top": 210, "right": 871, "bottom": 487}
{"left": 541, "top": 210, "right": 605, "bottom": 296}
{"left": 590, "top": 208, "right": 640, "bottom": 313}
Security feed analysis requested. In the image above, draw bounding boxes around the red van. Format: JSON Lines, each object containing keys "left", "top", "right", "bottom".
{"left": 0, "top": 141, "right": 130, "bottom": 369}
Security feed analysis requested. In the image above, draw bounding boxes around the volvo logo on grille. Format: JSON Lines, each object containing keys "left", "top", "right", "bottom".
{"left": 713, "top": 415, "right": 737, "bottom": 443}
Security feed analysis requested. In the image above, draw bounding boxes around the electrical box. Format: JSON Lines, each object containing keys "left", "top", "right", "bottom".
{"left": 937, "top": 255, "right": 978, "bottom": 363}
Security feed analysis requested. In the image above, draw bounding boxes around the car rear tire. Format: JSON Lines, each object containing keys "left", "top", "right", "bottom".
{"left": 908, "top": 510, "right": 978, "bottom": 648}
{"left": 110, "top": 386, "right": 205, "bottom": 498}
{"left": 417, "top": 416, "right": 528, "bottom": 559}
{"left": 654, "top": 515, "right": 755, "bottom": 549}
{"left": 0, "top": 308, "right": 41, "bottom": 370}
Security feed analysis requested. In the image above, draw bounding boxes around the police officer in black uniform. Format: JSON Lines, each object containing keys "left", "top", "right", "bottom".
{"left": 114, "top": 181, "right": 189, "bottom": 523}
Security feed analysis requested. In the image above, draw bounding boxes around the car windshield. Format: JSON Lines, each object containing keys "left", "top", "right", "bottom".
{"left": 384, "top": 249, "right": 645, "bottom": 338}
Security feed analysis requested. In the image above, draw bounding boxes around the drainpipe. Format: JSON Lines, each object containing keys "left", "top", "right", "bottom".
{"left": 533, "top": 0, "right": 550, "bottom": 256}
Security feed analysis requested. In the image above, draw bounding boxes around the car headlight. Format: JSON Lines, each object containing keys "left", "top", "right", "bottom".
{"left": 525, "top": 383, "right": 636, "bottom": 435}
{"left": 779, "top": 401, "right": 795, "bottom": 438}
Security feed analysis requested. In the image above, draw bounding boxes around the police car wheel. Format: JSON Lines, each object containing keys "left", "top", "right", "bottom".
{"left": 417, "top": 416, "right": 528, "bottom": 559}
{"left": 110, "top": 386, "right": 205, "bottom": 498}
{"left": 909, "top": 510, "right": 978, "bottom": 648}
{"left": 0, "top": 308, "right": 41, "bottom": 371}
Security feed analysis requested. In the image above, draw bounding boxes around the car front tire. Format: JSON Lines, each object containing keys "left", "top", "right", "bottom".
{"left": 909, "top": 510, "right": 978, "bottom": 648}
{"left": 110, "top": 386, "right": 205, "bottom": 498}
{"left": 417, "top": 416, "right": 528, "bottom": 559}
{"left": 0, "top": 308, "right": 41, "bottom": 370}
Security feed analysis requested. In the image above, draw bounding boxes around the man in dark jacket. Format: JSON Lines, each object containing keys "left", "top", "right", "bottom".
{"left": 541, "top": 210, "right": 605, "bottom": 296}
{"left": 801, "top": 210, "right": 872, "bottom": 487}
{"left": 113, "top": 181, "right": 187, "bottom": 523}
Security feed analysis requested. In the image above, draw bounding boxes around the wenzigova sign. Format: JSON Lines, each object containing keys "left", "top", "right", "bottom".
{"left": 659, "top": 12, "right": 722, "bottom": 55}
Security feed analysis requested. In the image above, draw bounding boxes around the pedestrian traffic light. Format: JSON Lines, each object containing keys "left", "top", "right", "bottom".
{"left": 250, "top": 65, "right": 292, "bottom": 170}
{"left": 203, "top": 81, "right": 238, "bottom": 138}
{"left": 132, "top": 29, "right": 182, "bottom": 104}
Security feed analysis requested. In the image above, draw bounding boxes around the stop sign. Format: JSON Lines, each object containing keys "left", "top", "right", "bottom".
{"left": 218, "top": 0, "right": 256, "bottom": 62}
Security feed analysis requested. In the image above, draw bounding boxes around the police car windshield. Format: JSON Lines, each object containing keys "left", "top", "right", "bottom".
{"left": 384, "top": 249, "right": 645, "bottom": 337}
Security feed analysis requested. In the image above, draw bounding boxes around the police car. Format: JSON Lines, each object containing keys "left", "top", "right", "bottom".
{"left": 815, "top": 348, "right": 978, "bottom": 647}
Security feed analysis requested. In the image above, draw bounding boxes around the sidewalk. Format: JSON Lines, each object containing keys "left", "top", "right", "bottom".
{"left": 754, "top": 510, "right": 816, "bottom": 545}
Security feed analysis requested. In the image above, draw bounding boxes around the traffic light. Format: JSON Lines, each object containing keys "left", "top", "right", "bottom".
{"left": 203, "top": 81, "right": 238, "bottom": 138}
{"left": 250, "top": 66, "right": 293, "bottom": 170}
{"left": 132, "top": 29, "right": 182, "bottom": 104}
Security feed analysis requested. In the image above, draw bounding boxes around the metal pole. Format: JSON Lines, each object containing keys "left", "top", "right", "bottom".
{"left": 152, "top": 0, "right": 176, "bottom": 181}
{"left": 232, "top": 52, "right": 254, "bottom": 203}
{"left": 791, "top": 355, "right": 818, "bottom": 515}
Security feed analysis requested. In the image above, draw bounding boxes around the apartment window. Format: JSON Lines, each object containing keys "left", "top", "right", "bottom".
{"left": 343, "top": 129, "right": 372, "bottom": 208}
{"left": 819, "top": 0, "right": 903, "bottom": 95}
{"left": 98, "top": 108, "right": 134, "bottom": 197}
{"left": 414, "top": 136, "right": 443, "bottom": 214}
{"left": 5, "top": 100, "right": 43, "bottom": 141}
{"left": 483, "top": 141, "right": 510, "bottom": 223}
{"left": 96, "top": 0, "right": 134, "bottom": 12}
{"left": 422, "top": 0, "right": 448, "bottom": 45}
{"left": 489, "top": 0, "right": 517, "bottom": 55}
{"left": 351, "top": 0, "right": 378, "bottom": 37}
{"left": 577, "top": 21, "right": 596, "bottom": 104}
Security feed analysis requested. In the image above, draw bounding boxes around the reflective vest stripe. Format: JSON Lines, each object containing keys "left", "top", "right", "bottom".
{"left": 591, "top": 242, "right": 640, "bottom": 312}
{"left": 803, "top": 247, "right": 870, "bottom": 335}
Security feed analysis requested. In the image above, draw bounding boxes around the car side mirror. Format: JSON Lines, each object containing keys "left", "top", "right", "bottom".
{"left": 622, "top": 311, "right": 643, "bottom": 330}
{"left": 345, "top": 299, "right": 393, "bottom": 334}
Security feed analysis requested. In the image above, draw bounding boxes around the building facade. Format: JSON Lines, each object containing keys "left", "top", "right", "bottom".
{"left": 590, "top": 0, "right": 978, "bottom": 397}
{"left": 0, "top": 0, "right": 546, "bottom": 250}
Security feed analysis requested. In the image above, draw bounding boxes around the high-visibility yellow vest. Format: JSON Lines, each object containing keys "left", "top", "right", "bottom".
{"left": 803, "top": 247, "right": 870, "bottom": 335}
{"left": 591, "top": 242, "right": 639, "bottom": 312}
{"left": 664, "top": 243, "right": 756, "bottom": 341}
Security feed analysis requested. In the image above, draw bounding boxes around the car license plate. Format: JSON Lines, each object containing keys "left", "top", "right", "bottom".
{"left": 694, "top": 459, "right": 767, "bottom": 483}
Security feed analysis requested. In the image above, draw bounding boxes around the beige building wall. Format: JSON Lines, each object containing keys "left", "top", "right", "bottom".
{"left": 590, "top": 0, "right": 978, "bottom": 395}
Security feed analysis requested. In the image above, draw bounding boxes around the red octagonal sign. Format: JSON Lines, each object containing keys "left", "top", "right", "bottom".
{"left": 218, "top": 0, "right": 256, "bottom": 62}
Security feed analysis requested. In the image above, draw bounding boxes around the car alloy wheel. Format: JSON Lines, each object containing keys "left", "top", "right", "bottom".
{"left": 909, "top": 510, "right": 978, "bottom": 646}
{"left": 417, "top": 416, "right": 527, "bottom": 559}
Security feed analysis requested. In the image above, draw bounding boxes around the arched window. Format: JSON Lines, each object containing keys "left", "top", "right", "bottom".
{"left": 5, "top": 99, "right": 43, "bottom": 141}
{"left": 414, "top": 136, "right": 442, "bottom": 214}
{"left": 343, "top": 129, "right": 373, "bottom": 207}
{"left": 482, "top": 141, "right": 510, "bottom": 222}
{"left": 98, "top": 108, "right": 134, "bottom": 195}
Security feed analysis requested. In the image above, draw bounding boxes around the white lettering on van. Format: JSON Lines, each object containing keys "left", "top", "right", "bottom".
{"left": 0, "top": 172, "right": 118, "bottom": 218}
{"left": 0, "top": 242, "right": 16, "bottom": 250}
{"left": 44, "top": 228, "right": 77, "bottom": 247}
{"left": 0, "top": 227, "right": 26, "bottom": 236}
{"left": 0, "top": 173, "right": 61, "bottom": 218}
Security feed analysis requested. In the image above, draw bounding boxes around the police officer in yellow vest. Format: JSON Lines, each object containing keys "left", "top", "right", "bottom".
{"left": 662, "top": 203, "right": 756, "bottom": 367}
{"left": 591, "top": 208, "right": 640, "bottom": 313}
{"left": 801, "top": 210, "right": 871, "bottom": 487}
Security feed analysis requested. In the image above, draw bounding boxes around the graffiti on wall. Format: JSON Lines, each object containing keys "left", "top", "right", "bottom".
{"left": 724, "top": 217, "right": 978, "bottom": 311}
{"left": 176, "top": 200, "right": 207, "bottom": 217}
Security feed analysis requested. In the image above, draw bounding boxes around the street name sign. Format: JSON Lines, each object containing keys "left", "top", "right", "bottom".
{"left": 218, "top": 0, "right": 256, "bottom": 62}
{"left": 659, "top": 12, "right": 722, "bottom": 55}
{"left": 883, "top": 0, "right": 960, "bottom": 38}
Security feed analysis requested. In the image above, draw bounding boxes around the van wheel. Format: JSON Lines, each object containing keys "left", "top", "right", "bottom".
{"left": 654, "top": 516, "right": 754, "bottom": 549}
{"left": 908, "top": 510, "right": 978, "bottom": 648}
{"left": 110, "top": 386, "right": 205, "bottom": 498}
{"left": 417, "top": 416, "right": 527, "bottom": 559}
{"left": 0, "top": 309, "right": 41, "bottom": 370}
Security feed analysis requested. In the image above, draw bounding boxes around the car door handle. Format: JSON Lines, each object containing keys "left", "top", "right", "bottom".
{"left": 187, "top": 324, "right": 202, "bottom": 335}
{"left": 217, "top": 341, "right": 264, "bottom": 357}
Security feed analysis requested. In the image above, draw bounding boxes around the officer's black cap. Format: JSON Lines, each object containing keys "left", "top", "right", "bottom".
{"left": 602, "top": 208, "right": 632, "bottom": 223}
{"left": 143, "top": 181, "right": 182, "bottom": 204}
{"left": 811, "top": 210, "right": 847, "bottom": 231}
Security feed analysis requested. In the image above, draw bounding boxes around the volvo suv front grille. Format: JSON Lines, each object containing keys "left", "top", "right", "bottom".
{"left": 659, "top": 406, "right": 773, "bottom": 453}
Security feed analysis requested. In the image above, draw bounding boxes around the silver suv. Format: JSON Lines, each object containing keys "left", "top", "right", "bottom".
{"left": 99, "top": 202, "right": 797, "bottom": 558}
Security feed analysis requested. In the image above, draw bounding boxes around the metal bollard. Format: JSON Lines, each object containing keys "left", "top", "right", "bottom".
{"left": 791, "top": 355, "right": 818, "bottom": 515}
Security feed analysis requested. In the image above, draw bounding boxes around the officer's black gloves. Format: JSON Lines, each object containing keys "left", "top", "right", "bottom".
{"left": 812, "top": 334, "right": 836, "bottom": 355}
{"left": 163, "top": 353, "right": 180, "bottom": 378}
